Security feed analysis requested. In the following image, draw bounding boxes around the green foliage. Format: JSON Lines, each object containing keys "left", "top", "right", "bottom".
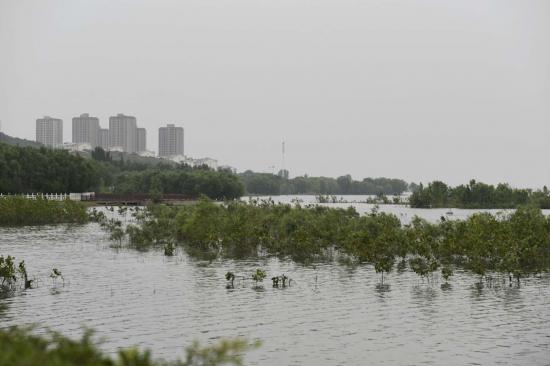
{"left": 91, "top": 147, "right": 112, "bottom": 162}
{"left": 441, "top": 266, "right": 453, "bottom": 282}
{"left": 0, "top": 143, "right": 244, "bottom": 199}
{"left": 0, "top": 255, "right": 31, "bottom": 291}
{"left": 251, "top": 269, "right": 266, "bottom": 283}
{"left": 0, "top": 143, "right": 99, "bottom": 193}
{"left": 0, "top": 255, "right": 17, "bottom": 290}
{"left": 164, "top": 242, "right": 176, "bottom": 256}
{"left": 409, "top": 180, "right": 549, "bottom": 209}
{"left": 239, "top": 170, "right": 409, "bottom": 196}
{"left": 103, "top": 201, "right": 550, "bottom": 285}
{"left": 112, "top": 169, "right": 244, "bottom": 200}
{"left": 0, "top": 326, "right": 259, "bottom": 366}
{"left": 0, "top": 197, "right": 89, "bottom": 226}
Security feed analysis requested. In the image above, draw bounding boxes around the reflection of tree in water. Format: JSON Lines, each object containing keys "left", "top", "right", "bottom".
{"left": 411, "top": 285, "right": 440, "bottom": 318}
{"left": 0, "top": 302, "right": 7, "bottom": 316}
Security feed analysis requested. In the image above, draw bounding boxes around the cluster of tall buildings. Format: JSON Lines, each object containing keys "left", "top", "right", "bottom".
{"left": 35, "top": 114, "right": 185, "bottom": 157}
{"left": 71, "top": 113, "right": 146, "bottom": 153}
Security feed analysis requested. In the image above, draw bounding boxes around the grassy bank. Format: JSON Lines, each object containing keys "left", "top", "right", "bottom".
{"left": 0, "top": 197, "right": 89, "bottom": 226}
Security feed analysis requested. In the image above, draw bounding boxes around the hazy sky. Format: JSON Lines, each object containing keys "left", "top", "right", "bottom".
{"left": 1, "top": 0, "right": 549, "bottom": 187}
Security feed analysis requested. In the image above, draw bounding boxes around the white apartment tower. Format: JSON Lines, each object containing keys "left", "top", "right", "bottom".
{"left": 136, "top": 128, "right": 147, "bottom": 152}
{"left": 158, "top": 124, "right": 184, "bottom": 157}
{"left": 109, "top": 113, "right": 137, "bottom": 153}
{"left": 36, "top": 116, "right": 63, "bottom": 148}
{"left": 72, "top": 113, "right": 99, "bottom": 148}
{"left": 98, "top": 129, "right": 110, "bottom": 150}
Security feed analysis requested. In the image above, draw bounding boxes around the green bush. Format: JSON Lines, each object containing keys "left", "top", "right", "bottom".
{"left": 0, "top": 326, "right": 258, "bottom": 366}
{"left": 0, "top": 197, "right": 89, "bottom": 226}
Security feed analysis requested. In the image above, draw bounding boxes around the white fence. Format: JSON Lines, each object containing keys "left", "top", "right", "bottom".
{"left": 0, "top": 192, "right": 95, "bottom": 201}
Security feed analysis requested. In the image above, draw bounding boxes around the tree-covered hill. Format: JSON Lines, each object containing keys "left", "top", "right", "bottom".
{"left": 0, "top": 132, "right": 42, "bottom": 148}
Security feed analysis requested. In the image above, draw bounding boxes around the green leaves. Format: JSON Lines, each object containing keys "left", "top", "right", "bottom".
{"left": 251, "top": 269, "right": 267, "bottom": 283}
{"left": 0, "top": 326, "right": 259, "bottom": 366}
{"left": 1, "top": 255, "right": 31, "bottom": 291}
{"left": 0, "top": 197, "right": 89, "bottom": 226}
{"left": 124, "top": 201, "right": 550, "bottom": 285}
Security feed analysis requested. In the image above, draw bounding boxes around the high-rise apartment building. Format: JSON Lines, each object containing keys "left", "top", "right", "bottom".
{"left": 136, "top": 128, "right": 147, "bottom": 152}
{"left": 109, "top": 113, "right": 137, "bottom": 153}
{"left": 98, "top": 129, "right": 110, "bottom": 150}
{"left": 36, "top": 116, "right": 63, "bottom": 148}
{"left": 72, "top": 113, "right": 99, "bottom": 148}
{"left": 158, "top": 124, "right": 184, "bottom": 157}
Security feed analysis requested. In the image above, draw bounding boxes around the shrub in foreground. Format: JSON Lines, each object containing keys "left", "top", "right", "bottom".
{"left": 0, "top": 326, "right": 258, "bottom": 366}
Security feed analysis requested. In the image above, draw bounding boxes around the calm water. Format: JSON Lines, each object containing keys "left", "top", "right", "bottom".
{"left": 244, "top": 195, "right": 550, "bottom": 224}
{"left": 1, "top": 208, "right": 550, "bottom": 365}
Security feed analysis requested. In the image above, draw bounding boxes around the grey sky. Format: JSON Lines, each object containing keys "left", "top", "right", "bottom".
{"left": 1, "top": 0, "right": 549, "bottom": 187}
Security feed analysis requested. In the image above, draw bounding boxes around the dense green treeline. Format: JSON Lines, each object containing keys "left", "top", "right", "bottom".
{"left": 239, "top": 171, "right": 409, "bottom": 196}
{"left": 409, "top": 180, "right": 550, "bottom": 209}
{"left": 0, "top": 197, "right": 89, "bottom": 226}
{"left": 0, "top": 327, "right": 256, "bottom": 366}
{"left": 0, "top": 144, "right": 98, "bottom": 193}
{"left": 112, "top": 169, "right": 244, "bottom": 200}
{"left": 0, "top": 144, "right": 244, "bottom": 200}
{"left": 106, "top": 201, "right": 550, "bottom": 283}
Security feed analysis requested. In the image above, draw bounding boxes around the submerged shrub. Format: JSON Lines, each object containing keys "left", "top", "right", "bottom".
{"left": 103, "top": 200, "right": 550, "bottom": 284}
{"left": 0, "top": 256, "right": 33, "bottom": 292}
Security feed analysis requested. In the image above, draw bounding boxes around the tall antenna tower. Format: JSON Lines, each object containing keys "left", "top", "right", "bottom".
{"left": 281, "top": 140, "right": 285, "bottom": 173}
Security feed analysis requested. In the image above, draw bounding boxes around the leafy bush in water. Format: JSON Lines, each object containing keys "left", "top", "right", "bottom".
{"left": 0, "top": 326, "right": 259, "bottom": 366}
{"left": 109, "top": 200, "right": 550, "bottom": 284}
{"left": 0, "top": 255, "right": 31, "bottom": 292}
{"left": 409, "top": 179, "right": 550, "bottom": 209}
{"left": 0, "top": 197, "right": 88, "bottom": 226}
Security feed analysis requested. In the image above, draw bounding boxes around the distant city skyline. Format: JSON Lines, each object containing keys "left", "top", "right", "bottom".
{"left": 1, "top": 1, "right": 549, "bottom": 186}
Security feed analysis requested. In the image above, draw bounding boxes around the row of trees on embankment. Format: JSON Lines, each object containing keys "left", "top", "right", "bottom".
{"left": 3, "top": 142, "right": 550, "bottom": 208}
{"left": 0, "top": 143, "right": 244, "bottom": 200}
{"left": 239, "top": 171, "right": 409, "bottom": 196}
{"left": 409, "top": 179, "right": 550, "bottom": 209}
{"left": 103, "top": 200, "right": 550, "bottom": 284}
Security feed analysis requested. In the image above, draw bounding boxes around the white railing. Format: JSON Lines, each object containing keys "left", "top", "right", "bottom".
{"left": 0, "top": 192, "right": 95, "bottom": 201}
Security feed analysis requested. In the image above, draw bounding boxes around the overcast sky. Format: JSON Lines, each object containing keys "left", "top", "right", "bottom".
{"left": 0, "top": 0, "right": 549, "bottom": 187}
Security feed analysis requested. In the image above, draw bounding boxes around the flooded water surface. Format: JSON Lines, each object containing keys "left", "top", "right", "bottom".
{"left": 1, "top": 206, "right": 550, "bottom": 365}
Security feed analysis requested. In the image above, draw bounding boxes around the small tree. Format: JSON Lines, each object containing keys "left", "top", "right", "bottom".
{"left": 251, "top": 269, "right": 266, "bottom": 284}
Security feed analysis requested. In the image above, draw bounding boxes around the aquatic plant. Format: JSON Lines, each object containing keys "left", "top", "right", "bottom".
{"left": 106, "top": 200, "right": 550, "bottom": 286}
{"left": 18, "top": 261, "right": 33, "bottom": 289}
{"left": 164, "top": 241, "right": 175, "bottom": 256}
{"left": 0, "top": 256, "right": 33, "bottom": 292}
{"left": 0, "top": 255, "right": 17, "bottom": 291}
{"left": 225, "top": 271, "right": 236, "bottom": 287}
{"left": 251, "top": 269, "right": 266, "bottom": 284}
{"left": 50, "top": 268, "right": 64, "bottom": 285}
{"left": 271, "top": 274, "right": 291, "bottom": 287}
